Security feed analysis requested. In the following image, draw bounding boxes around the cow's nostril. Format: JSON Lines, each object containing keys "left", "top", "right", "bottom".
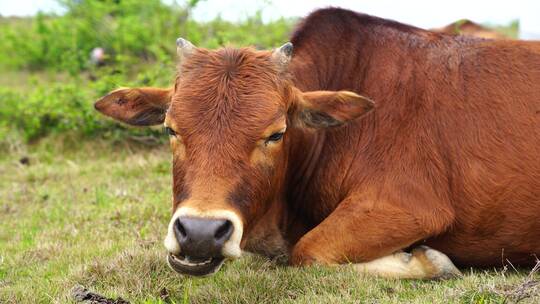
{"left": 214, "top": 220, "right": 233, "bottom": 241}
{"left": 174, "top": 218, "right": 187, "bottom": 239}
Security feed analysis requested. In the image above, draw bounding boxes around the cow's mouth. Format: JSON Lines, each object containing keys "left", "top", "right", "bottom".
{"left": 167, "top": 253, "right": 225, "bottom": 276}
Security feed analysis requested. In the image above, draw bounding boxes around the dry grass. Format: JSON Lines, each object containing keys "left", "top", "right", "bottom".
{"left": 1, "top": 138, "right": 538, "bottom": 303}
{"left": 490, "top": 261, "right": 540, "bottom": 303}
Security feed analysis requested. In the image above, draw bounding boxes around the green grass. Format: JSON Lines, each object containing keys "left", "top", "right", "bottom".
{"left": 0, "top": 137, "right": 538, "bottom": 303}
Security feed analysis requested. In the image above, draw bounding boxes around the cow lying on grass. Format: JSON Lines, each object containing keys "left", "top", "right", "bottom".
{"left": 95, "top": 8, "right": 540, "bottom": 279}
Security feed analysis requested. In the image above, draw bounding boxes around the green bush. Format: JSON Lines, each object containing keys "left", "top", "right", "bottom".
{"left": 0, "top": 1, "right": 185, "bottom": 73}
{"left": 0, "top": 0, "right": 294, "bottom": 144}
{"left": 0, "top": 63, "right": 174, "bottom": 143}
{"left": 0, "top": 0, "right": 294, "bottom": 73}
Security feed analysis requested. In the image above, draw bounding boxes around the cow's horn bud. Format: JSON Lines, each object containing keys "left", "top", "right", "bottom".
{"left": 272, "top": 42, "right": 293, "bottom": 69}
{"left": 176, "top": 37, "right": 195, "bottom": 61}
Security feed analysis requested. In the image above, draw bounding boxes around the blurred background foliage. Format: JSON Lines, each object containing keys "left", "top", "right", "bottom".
{"left": 0, "top": 0, "right": 518, "bottom": 146}
{"left": 0, "top": 0, "right": 294, "bottom": 145}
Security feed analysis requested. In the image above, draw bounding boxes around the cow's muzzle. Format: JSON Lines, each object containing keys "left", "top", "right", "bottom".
{"left": 164, "top": 207, "right": 244, "bottom": 276}
{"left": 167, "top": 216, "right": 233, "bottom": 276}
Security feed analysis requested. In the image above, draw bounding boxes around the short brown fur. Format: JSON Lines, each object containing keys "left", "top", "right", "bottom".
{"left": 95, "top": 8, "right": 540, "bottom": 269}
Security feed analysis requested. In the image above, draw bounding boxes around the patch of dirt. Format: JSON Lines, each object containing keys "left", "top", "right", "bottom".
{"left": 19, "top": 156, "right": 30, "bottom": 166}
{"left": 71, "top": 285, "right": 130, "bottom": 304}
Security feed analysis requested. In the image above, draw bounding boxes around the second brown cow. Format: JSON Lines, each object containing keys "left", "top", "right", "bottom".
{"left": 431, "top": 19, "right": 510, "bottom": 39}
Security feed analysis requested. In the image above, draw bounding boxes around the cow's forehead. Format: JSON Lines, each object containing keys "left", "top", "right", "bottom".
{"left": 169, "top": 47, "right": 288, "bottom": 136}
{"left": 176, "top": 47, "right": 282, "bottom": 90}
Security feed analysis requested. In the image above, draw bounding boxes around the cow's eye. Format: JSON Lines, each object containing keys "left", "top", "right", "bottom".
{"left": 165, "top": 126, "right": 176, "bottom": 136}
{"left": 266, "top": 132, "right": 284, "bottom": 143}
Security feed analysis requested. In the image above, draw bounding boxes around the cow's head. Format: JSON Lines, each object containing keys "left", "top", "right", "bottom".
{"left": 94, "top": 39, "right": 374, "bottom": 276}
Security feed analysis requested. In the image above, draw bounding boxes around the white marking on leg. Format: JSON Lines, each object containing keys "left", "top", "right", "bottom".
{"left": 354, "top": 246, "right": 461, "bottom": 279}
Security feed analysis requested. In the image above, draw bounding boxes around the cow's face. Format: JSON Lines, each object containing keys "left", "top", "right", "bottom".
{"left": 94, "top": 39, "right": 374, "bottom": 276}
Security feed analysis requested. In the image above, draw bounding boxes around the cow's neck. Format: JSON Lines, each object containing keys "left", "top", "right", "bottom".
{"left": 278, "top": 15, "right": 430, "bottom": 245}
{"left": 241, "top": 128, "right": 327, "bottom": 258}
{"left": 278, "top": 127, "right": 327, "bottom": 244}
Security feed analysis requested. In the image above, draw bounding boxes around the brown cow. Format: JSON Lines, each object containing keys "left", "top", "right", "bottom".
{"left": 432, "top": 19, "right": 509, "bottom": 39}
{"left": 94, "top": 8, "right": 540, "bottom": 278}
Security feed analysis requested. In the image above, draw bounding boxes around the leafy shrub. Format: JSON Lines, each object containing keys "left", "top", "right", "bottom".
{"left": 0, "top": 63, "right": 174, "bottom": 143}
{"left": 0, "top": 0, "right": 294, "bottom": 73}
{"left": 0, "top": 0, "right": 294, "bottom": 144}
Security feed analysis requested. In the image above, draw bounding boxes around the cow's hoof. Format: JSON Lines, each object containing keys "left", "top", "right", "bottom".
{"left": 412, "top": 245, "right": 462, "bottom": 279}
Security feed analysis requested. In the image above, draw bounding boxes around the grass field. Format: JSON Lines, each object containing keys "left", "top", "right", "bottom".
{"left": 1, "top": 137, "right": 538, "bottom": 304}
{"left": 0, "top": 1, "right": 537, "bottom": 302}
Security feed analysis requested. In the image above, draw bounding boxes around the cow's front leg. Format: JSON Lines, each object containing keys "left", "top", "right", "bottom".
{"left": 290, "top": 196, "right": 459, "bottom": 279}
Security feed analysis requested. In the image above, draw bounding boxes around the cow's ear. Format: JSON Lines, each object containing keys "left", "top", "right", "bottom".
{"left": 94, "top": 87, "right": 172, "bottom": 126}
{"left": 294, "top": 90, "right": 374, "bottom": 128}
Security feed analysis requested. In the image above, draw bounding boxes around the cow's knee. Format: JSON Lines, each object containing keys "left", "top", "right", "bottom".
{"left": 354, "top": 246, "right": 461, "bottom": 279}
{"left": 290, "top": 238, "right": 331, "bottom": 266}
{"left": 290, "top": 244, "right": 318, "bottom": 266}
